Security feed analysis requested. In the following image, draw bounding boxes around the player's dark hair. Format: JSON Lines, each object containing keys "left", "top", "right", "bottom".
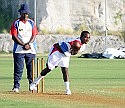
{"left": 80, "top": 31, "right": 90, "bottom": 38}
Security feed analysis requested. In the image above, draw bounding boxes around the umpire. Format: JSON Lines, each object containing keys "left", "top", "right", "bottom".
{"left": 10, "top": 3, "right": 38, "bottom": 92}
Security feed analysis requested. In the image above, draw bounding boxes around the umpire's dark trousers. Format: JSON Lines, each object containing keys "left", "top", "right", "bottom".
{"left": 13, "top": 53, "right": 35, "bottom": 89}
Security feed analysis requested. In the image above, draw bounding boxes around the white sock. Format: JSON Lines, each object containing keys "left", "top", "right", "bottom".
{"left": 64, "top": 81, "right": 70, "bottom": 90}
{"left": 35, "top": 74, "right": 44, "bottom": 84}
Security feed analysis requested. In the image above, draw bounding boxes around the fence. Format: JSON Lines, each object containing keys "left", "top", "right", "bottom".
{"left": 0, "top": 0, "right": 34, "bottom": 33}
{"left": 0, "top": 0, "right": 125, "bottom": 39}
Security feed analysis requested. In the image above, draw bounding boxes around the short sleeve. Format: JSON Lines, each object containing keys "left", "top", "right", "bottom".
{"left": 10, "top": 21, "right": 18, "bottom": 36}
{"left": 32, "top": 24, "right": 38, "bottom": 36}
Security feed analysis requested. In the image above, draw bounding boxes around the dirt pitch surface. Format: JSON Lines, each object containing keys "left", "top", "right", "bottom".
{"left": 6, "top": 88, "right": 125, "bottom": 108}
{"left": 38, "top": 92, "right": 125, "bottom": 107}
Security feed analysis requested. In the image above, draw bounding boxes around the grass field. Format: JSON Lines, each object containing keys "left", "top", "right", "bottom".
{"left": 0, "top": 54, "right": 125, "bottom": 108}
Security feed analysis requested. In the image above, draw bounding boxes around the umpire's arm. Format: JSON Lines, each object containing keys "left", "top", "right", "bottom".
{"left": 12, "top": 36, "right": 25, "bottom": 46}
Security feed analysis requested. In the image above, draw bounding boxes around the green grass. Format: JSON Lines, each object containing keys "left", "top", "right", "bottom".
{"left": 0, "top": 54, "right": 125, "bottom": 108}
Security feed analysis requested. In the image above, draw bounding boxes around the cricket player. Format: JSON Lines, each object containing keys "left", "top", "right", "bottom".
{"left": 30, "top": 31, "right": 90, "bottom": 95}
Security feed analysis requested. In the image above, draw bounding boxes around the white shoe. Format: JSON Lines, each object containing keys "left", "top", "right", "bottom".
{"left": 30, "top": 82, "right": 37, "bottom": 90}
{"left": 12, "top": 88, "right": 19, "bottom": 93}
{"left": 66, "top": 89, "right": 71, "bottom": 95}
{"left": 29, "top": 85, "right": 37, "bottom": 91}
{"left": 30, "top": 79, "right": 38, "bottom": 90}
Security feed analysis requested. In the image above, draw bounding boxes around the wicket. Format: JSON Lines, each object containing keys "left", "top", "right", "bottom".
{"left": 32, "top": 58, "right": 44, "bottom": 93}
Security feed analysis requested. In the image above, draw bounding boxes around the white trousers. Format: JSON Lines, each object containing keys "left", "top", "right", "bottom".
{"left": 47, "top": 46, "right": 70, "bottom": 70}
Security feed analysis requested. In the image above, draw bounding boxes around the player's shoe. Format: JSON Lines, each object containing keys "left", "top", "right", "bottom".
{"left": 66, "top": 89, "right": 71, "bottom": 95}
{"left": 30, "top": 78, "right": 39, "bottom": 90}
{"left": 30, "top": 82, "right": 36, "bottom": 90}
{"left": 12, "top": 88, "right": 19, "bottom": 93}
{"left": 29, "top": 85, "right": 37, "bottom": 91}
